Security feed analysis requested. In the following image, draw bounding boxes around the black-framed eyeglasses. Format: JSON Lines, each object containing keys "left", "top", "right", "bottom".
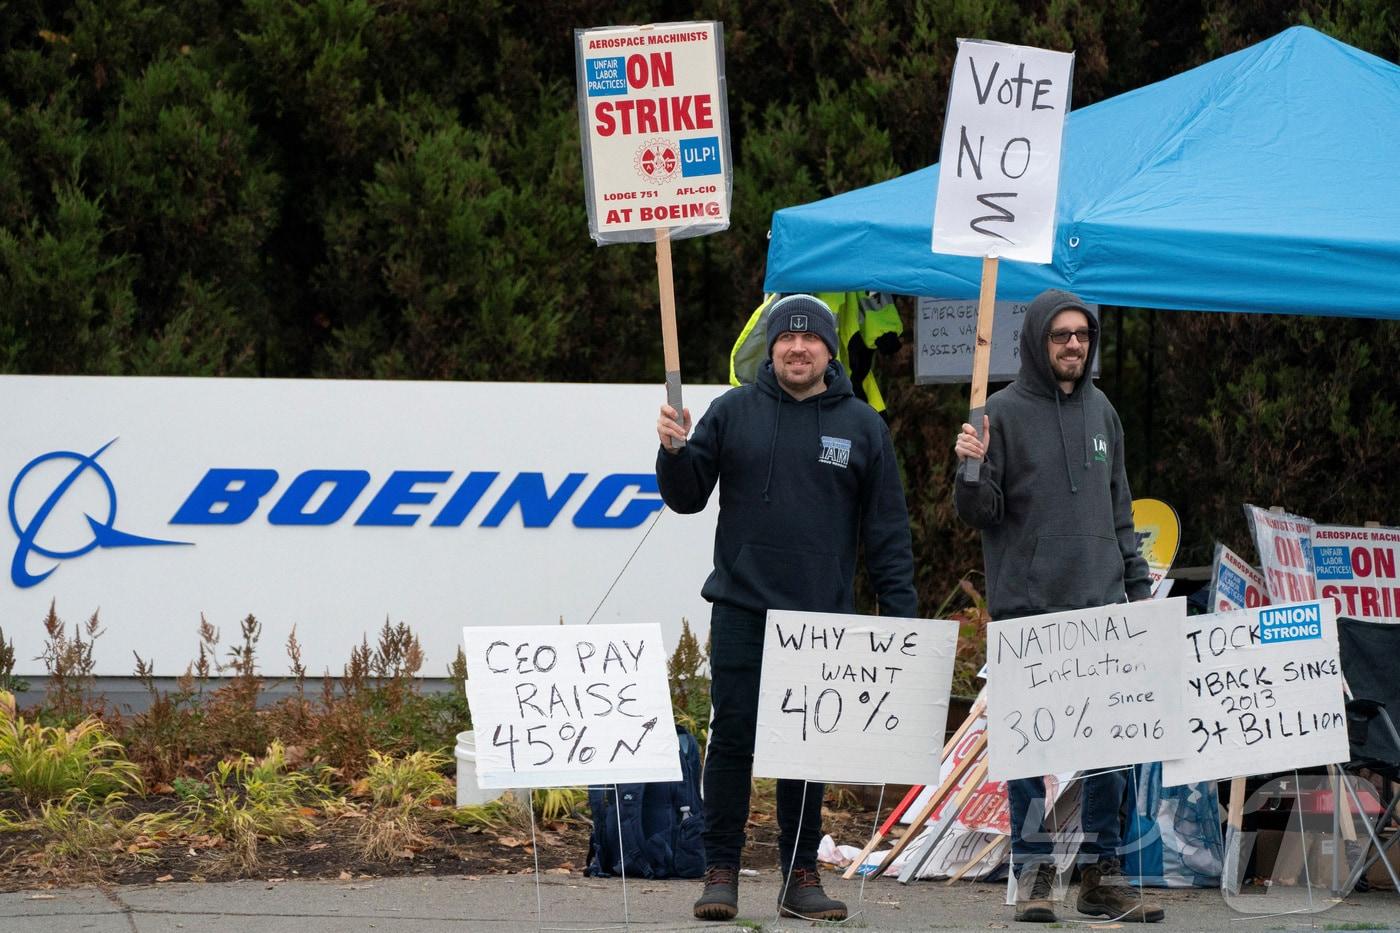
{"left": 1048, "top": 328, "right": 1091, "bottom": 345}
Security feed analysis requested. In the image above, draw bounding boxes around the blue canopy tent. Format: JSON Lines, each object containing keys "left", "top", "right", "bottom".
{"left": 764, "top": 27, "right": 1400, "bottom": 320}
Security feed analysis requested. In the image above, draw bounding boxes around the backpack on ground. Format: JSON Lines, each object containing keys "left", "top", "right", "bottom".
{"left": 584, "top": 724, "right": 706, "bottom": 878}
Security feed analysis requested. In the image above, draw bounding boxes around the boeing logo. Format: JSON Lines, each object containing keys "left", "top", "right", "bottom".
{"left": 8, "top": 446, "right": 665, "bottom": 588}
{"left": 8, "top": 440, "right": 190, "bottom": 588}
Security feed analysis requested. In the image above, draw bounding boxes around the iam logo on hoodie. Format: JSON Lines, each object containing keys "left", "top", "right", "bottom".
{"left": 819, "top": 435, "right": 851, "bottom": 468}
{"left": 1092, "top": 433, "right": 1109, "bottom": 463}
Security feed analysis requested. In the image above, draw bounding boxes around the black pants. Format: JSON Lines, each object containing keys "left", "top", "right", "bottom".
{"left": 702, "top": 603, "right": 824, "bottom": 871}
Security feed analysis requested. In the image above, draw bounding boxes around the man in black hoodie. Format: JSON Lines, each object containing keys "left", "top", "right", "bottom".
{"left": 656, "top": 294, "right": 917, "bottom": 922}
{"left": 954, "top": 289, "right": 1162, "bottom": 924}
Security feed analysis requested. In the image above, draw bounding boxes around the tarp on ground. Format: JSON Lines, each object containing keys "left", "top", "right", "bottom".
{"left": 763, "top": 27, "right": 1400, "bottom": 320}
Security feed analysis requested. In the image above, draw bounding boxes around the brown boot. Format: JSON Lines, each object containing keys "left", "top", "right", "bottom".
{"left": 692, "top": 865, "right": 738, "bottom": 921}
{"left": 1014, "top": 861, "right": 1058, "bottom": 923}
{"left": 1076, "top": 858, "right": 1164, "bottom": 923}
{"left": 777, "top": 866, "right": 847, "bottom": 921}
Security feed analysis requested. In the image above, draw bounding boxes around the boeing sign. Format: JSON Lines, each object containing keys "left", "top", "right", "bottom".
{"left": 0, "top": 377, "right": 725, "bottom": 676}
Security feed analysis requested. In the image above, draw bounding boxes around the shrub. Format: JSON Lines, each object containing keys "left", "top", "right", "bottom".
{"left": 667, "top": 618, "right": 710, "bottom": 750}
{"left": 353, "top": 748, "right": 454, "bottom": 860}
{"left": 185, "top": 740, "right": 327, "bottom": 870}
{"left": 0, "top": 690, "right": 142, "bottom": 808}
{"left": 33, "top": 796, "right": 181, "bottom": 873}
{"left": 36, "top": 602, "right": 103, "bottom": 722}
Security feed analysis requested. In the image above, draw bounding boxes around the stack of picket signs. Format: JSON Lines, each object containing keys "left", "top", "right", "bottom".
{"left": 840, "top": 504, "right": 1388, "bottom": 890}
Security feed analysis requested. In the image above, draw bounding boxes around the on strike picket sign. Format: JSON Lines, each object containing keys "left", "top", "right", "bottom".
{"left": 1313, "top": 524, "right": 1400, "bottom": 624}
{"left": 752, "top": 611, "right": 957, "bottom": 786}
{"left": 1208, "top": 542, "right": 1271, "bottom": 613}
{"left": 1162, "top": 601, "right": 1348, "bottom": 787}
{"left": 932, "top": 40, "right": 1074, "bottom": 264}
{"left": 987, "top": 599, "right": 1186, "bottom": 781}
{"left": 1245, "top": 504, "right": 1317, "bottom": 602}
{"left": 461, "top": 623, "right": 680, "bottom": 788}
{"left": 574, "top": 21, "right": 731, "bottom": 242}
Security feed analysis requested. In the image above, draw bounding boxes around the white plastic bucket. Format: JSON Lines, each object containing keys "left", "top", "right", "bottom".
{"left": 455, "top": 730, "right": 504, "bottom": 808}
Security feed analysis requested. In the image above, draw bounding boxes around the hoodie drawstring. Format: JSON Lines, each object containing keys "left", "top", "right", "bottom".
{"left": 1082, "top": 402, "right": 1092, "bottom": 471}
{"left": 1054, "top": 391, "right": 1079, "bottom": 494}
{"left": 761, "top": 392, "right": 783, "bottom": 502}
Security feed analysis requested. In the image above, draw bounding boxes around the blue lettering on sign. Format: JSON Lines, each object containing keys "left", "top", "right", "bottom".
{"left": 1259, "top": 603, "right": 1323, "bottom": 644}
{"left": 8, "top": 448, "right": 667, "bottom": 587}
{"left": 1312, "top": 545, "right": 1352, "bottom": 580}
{"left": 171, "top": 469, "right": 661, "bottom": 530}
{"left": 586, "top": 57, "right": 628, "bottom": 96}
{"left": 679, "top": 137, "right": 721, "bottom": 177}
{"left": 1217, "top": 565, "right": 1246, "bottom": 606}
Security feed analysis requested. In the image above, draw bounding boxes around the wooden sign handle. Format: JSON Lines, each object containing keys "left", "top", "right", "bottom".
{"left": 841, "top": 693, "right": 988, "bottom": 879}
{"left": 965, "top": 255, "right": 999, "bottom": 481}
{"left": 656, "top": 227, "right": 685, "bottom": 448}
{"left": 874, "top": 731, "right": 988, "bottom": 876}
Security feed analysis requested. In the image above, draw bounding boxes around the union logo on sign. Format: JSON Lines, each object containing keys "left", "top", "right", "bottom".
{"left": 633, "top": 138, "right": 679, "bottom": 184}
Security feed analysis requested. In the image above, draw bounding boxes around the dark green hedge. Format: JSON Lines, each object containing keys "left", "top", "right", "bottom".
{"left": 2, "top": 1, "right": 1396, "bottom": 612}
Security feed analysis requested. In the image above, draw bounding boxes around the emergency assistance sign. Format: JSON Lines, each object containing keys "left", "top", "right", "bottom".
{"left": 575, "top": 22, "right": 731, "bottom": 242}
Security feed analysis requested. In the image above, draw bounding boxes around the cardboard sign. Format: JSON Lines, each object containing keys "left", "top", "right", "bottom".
{"left": 575, "top": 21, "right": 731, "bottom": 243}
{"left": 752, "top": 611, "right": 958, "bottom": 786}
{"left": 1245, "top": 504, "right": 1318, "bottom": 602}
{"left": 462, "top": 623, "right": 680, "bottom": 788}
{"left": 1312, "top": 524, "right": 1400, "bottom": 623}
{"left": 932, "top": 40, "right": 1074, "bottom": 264}
{"left": 913, "top": 298, "right": 1099, "bottom": 384}
{"left": 1162, "top": 601, "right": 1349, "bottom": 787}
{"left": 987, "top": 599, "right": 1187, "bottom": 781}
{"left": 1209, "top": 542, "right": 1271, "bottom": 613}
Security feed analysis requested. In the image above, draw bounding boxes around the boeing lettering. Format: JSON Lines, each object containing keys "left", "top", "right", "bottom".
{"left": 170, "top": 469, "right": 664, "bottom": 530}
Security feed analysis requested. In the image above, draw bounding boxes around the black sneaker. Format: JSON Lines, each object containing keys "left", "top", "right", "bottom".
{"left": 1014, "top": 861, "right": 1058, "bottom": 923}
{"left": 778, "top": 866, "right": 847, "bottom": 921}
{"left": 693, "top": 865, "right": 739, "bottom": 921}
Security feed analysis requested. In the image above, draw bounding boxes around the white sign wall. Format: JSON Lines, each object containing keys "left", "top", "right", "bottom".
{"left": 0, "top": 377, "right": 726, "bottom": 675}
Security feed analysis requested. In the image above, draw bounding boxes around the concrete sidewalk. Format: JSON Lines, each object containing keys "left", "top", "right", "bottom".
{"left": 2, "top": 869, "right": 1396, "bottom": 932}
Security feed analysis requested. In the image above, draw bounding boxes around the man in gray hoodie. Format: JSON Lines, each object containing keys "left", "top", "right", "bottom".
{"left": 954, "top": 288, "right": 1161, "bottom": 924}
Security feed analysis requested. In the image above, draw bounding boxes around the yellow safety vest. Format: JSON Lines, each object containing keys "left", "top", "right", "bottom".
{"left": 729, "top": 292, "right": 902, "bottom": 412}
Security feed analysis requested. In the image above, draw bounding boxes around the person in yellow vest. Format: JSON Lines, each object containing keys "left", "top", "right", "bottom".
{"left": 730, "top": 292, "right": 902, "bottom": 412}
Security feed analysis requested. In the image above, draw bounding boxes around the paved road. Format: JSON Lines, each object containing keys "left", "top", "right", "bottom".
{"left": 2, "top": 868, "right": 1396, "bottom": 932}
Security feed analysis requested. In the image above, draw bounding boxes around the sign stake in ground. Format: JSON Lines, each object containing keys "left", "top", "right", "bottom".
{"left": 932, "top": 40, "right": 1074, "bottom": 479}
{"left": 575, "top": 22, "right": 732, "bottom": 446}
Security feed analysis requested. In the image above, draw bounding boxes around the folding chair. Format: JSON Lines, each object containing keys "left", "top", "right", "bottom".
{"left": 1337, "top": 617, "right": 1400, "bottom": 892}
